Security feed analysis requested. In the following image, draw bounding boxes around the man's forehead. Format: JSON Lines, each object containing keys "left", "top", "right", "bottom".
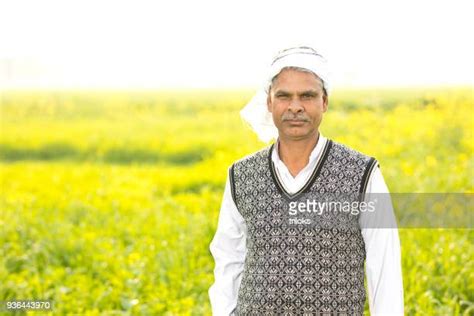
{"left": 271, "top": 71, "right": 324, "bottom": 92}
{"left": 273, "top": 68, "right": 322, "bottom": 83}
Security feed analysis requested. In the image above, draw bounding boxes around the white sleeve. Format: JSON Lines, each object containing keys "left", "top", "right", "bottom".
{"left": 361, "top": 166, "right": 405, "bottom": 316}
{"left": 208, "top": 170, "right": 247, "bottom": 316}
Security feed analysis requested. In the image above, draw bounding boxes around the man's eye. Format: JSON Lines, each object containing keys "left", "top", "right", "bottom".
{"left": 276, "top": 94, "right": 289, "bottom": 99}
{"left": 301, "top": 94, "right": 315, "bottom": 99}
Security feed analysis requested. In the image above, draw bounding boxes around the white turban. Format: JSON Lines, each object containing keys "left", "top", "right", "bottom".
{"left": 240, "top": 46, "right": 331, "bottom": 143}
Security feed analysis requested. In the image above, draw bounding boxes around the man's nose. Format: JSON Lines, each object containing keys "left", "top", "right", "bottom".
{"left": 288, "top": 99, "right": 304, "bottom": 113}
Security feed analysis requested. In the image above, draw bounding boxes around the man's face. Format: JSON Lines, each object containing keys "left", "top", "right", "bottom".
{"left": 267, "top": 68, "right": 328, "bottom": 141}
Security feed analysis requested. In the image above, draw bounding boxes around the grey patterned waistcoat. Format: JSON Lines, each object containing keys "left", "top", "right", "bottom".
{"left": 230, "top": 139, "right": 378, "bottom": 316}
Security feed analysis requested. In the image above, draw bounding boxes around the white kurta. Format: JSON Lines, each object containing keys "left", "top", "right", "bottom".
{"left": 209, "top": 132, "right": 404, "bottom": 316}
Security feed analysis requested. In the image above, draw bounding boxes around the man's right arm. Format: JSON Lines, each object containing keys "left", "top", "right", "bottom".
{"left": 209, "top": 169, "right": 247, "bottom": 316}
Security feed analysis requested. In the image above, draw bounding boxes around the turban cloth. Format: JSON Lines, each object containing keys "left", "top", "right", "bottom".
{"left": 240, "top": 46, "right": 331, "bottom": 142}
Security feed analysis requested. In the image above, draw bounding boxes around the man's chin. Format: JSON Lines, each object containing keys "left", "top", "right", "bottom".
{"left": 280, "top": 128, "right": 314, "bottom": 140}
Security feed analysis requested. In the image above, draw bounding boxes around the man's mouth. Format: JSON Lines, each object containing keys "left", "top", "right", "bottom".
{"left": 284, "top": 118, "right": 308, "bottom": 122}
{"left": 285, "top": 119, "right": 307, "bottom": 125}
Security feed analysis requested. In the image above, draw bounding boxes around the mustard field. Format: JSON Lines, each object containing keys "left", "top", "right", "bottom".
{"left": 0, "top": 88, "right": 473, "bottom": 315}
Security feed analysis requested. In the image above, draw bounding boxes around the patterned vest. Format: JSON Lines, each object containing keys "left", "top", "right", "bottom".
{"left": 230, "top": 139, "right": 378, "bottom": 315}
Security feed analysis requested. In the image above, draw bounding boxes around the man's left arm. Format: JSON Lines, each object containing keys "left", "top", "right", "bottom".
{"left": 360, "top": 166, "right": 405, "bottom": 316}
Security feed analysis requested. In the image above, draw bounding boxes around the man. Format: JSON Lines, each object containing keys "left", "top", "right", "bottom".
{"left": 209, "top": 46, "right": 404, "bottom": 315}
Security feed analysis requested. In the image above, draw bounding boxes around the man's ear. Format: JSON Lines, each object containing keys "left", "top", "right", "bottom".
{"left": 322, "top": 94, "right": 329, "bottom": 112}
{"left": 266, "top": 92, "right": 272, "bottom": 113}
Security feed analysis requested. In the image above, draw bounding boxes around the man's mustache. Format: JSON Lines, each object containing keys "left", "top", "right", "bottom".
{"left": 281, "top": 113, "right": 310, "bottom": 122}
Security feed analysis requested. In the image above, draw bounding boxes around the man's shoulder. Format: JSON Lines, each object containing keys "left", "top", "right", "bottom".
{"left": 329, "top": 138, "right": 376, "bottom": 163}
{"left": 231, "top": 144, "right": 273, "bottom": 168}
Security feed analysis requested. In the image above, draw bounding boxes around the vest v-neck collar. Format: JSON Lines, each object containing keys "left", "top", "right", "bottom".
{"left": 268, "top": 139, "right": 333, "bottom": 201}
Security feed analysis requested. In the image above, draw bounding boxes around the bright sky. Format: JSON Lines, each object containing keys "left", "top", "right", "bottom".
{"left": 0, "top": 0, "right": 472, "bottom": 89}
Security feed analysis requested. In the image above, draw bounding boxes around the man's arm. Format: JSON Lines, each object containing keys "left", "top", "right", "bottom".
{"left": 360, "top": 166, "right": 405, "bottom": 315}
{"left": 209, "top": 170, "right": 247, "bottom": 316}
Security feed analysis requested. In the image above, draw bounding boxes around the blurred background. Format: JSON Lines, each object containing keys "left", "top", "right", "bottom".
{"left": 1, "top": 0, "right": 473, "bottom": 315}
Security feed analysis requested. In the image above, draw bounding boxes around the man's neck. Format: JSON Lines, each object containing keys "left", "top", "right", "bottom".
{"left": 277, "top": 131, "right": 320, "bottom": 177}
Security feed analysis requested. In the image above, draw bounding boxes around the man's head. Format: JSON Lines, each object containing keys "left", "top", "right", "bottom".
{"left": 240, "top": 46, "right": 330, "bottom": 142}
{"left": 267, "top": 67, "right": 328, "bottom": 141}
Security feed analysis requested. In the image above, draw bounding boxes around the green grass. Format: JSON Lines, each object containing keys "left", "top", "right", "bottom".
{"left": 0, "top": 88, "right": 473, "bottom": 315}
